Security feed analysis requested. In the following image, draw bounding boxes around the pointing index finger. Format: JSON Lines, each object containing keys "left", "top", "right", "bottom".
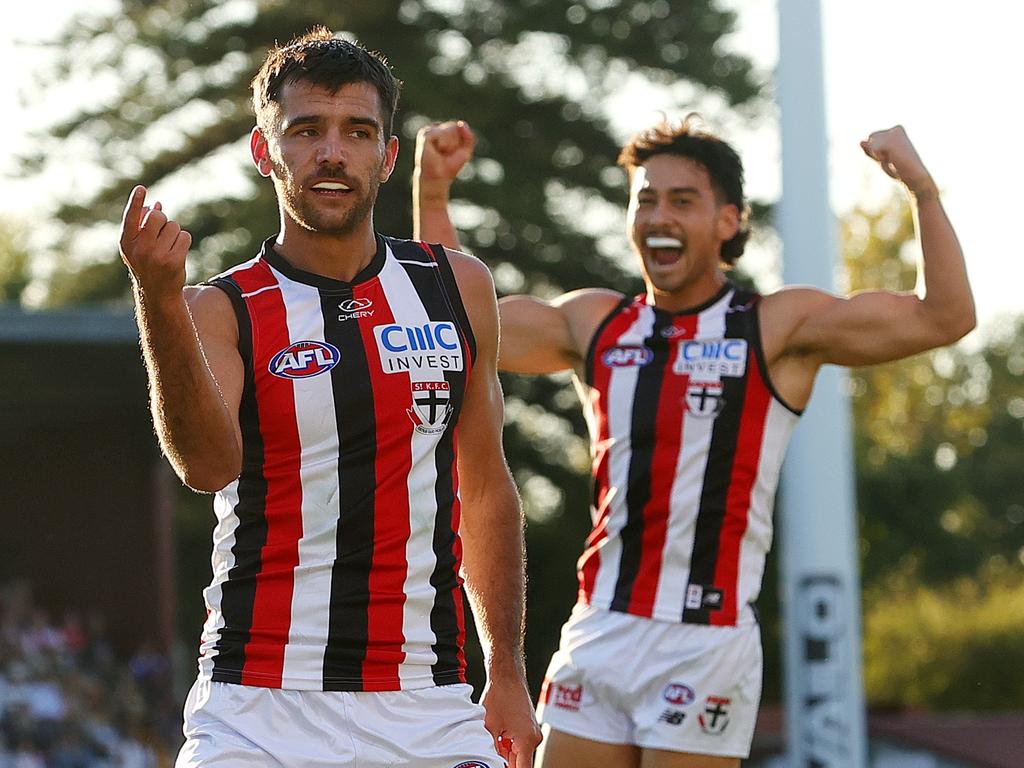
{"left": 122, "top": 185, "right": 148, "bottom": 237}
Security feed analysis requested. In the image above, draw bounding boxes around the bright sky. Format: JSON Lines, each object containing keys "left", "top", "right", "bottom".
{"left": 2, "top": 1, "right": 1020, "bottom": 338}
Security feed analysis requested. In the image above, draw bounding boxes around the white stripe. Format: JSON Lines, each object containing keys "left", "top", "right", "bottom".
{"left": 199, "top": 480, "right": 241, "bottom": 679}
{"left": 395, "top": 259, "right": 439, "bottom": 267}
{"left": 590, "top": 305, "right": 656, "bottom": 606}
{"left": 378, "top": 248, "right": 444, "bottom": 682}
{"left": 652, "top": 297, "right": 731, "bottom": 620}
{"left": 736, "top": 398, "right": 798, "bottom": 609}
{"left": 241, "top": 284, "right": 281, "bottom": 299}
{"left": 273, "top": 271, "right": 341, "bottom": 685}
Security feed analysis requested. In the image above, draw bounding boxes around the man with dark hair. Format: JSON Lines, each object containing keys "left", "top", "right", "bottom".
{"left": 414, "top": 116, "right": 974, "bottom": 767}
{"left": 118, "top": 28, "right": 541, "bottom": 768}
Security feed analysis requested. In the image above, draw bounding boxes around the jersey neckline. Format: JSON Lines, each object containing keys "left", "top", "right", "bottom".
{"left": 636, "top": 281, "right": 736, "bottom": 316}
{"left": 259, "top": 233, "right": 388, "bottom": 293}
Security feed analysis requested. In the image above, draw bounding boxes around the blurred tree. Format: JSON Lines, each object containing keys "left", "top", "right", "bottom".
{"left": 843, "top": 197, "right": 1024, "bottom": 590}
{"left": 21, "top": 0, "right": 765, "bottom": 695}
{"left": 863, "top": 569, "right": 1024, "bottom": 711}
{"left": 0, "top": 217, "right": 30, "bottom": 303}
{"left": 844, "top": 195, "right": 1024, "bottom": 708}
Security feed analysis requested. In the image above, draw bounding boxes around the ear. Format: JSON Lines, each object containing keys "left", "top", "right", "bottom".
{"left": 250, "top": 127, "right": 273, "bottom": 178}
{"left": 378, "top": 136, "right": 400, "bottom": 183}
{"left": 716, "top": 203, "right": 740, "bottom": 242}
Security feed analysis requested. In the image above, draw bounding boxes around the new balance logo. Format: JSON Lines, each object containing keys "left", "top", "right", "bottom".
{"left": 658, "top": 709, "right": 686, "bottom": 726}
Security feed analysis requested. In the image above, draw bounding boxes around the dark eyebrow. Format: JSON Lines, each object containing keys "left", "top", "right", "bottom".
{"left": 281, "top": 114, "right": 321, "bottom": 131}
{"left": 280, "top": 114, "right": 382, "bottom": 133}
{"left": 347, "top": 116, "right": 382, "bottom": 134}
{"left": 636, "top": 185, "right": 701, "bottom": 197}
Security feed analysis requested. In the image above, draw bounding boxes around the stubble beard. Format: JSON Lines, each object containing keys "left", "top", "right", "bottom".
{"left": 275, "top": 159, "right": 382, "bottom": 236}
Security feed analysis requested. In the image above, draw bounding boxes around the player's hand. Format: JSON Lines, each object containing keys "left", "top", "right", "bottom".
{"left": 118, "top": 185, "right": 192, "bottom": 299}
{"left": 415, "top": 120, "right": 476, "bottom": 185}
{"left": 860, "top": 126, "right": 938, "bottom": 199}
{"left": 479, "top": 676, "right": 543, "bottom": 768}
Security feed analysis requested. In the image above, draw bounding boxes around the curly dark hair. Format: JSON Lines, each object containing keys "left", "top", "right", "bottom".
{"left": 251, "top": 27, "right": 402, "bottom": 138}
{"left": 618, "top": 114, "right": 751, "bottom": 265}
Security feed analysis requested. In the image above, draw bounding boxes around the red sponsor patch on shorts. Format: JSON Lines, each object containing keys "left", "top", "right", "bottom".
{"left": 551, "top": 683, "right": 583, "bottom": 712}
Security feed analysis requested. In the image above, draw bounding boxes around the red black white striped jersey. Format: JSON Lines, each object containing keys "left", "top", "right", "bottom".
{"left": 578, "top": 283, "right": 801, "bottom": 626}
{"left": 197, "top": 235, "right": 475, "bottom": 691}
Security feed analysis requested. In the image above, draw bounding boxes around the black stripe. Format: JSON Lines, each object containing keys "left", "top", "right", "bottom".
{"left": 683, "top": 290, "right": 750, "bottom": 623}
{"left": 420, "top": 240, "right": 478, "bottom": 365}
{"left": 748, "top": 295, "right": 803, "bottom": 416}
{"left": 322, "top": 289, "right": 377, "bottom": 691}
{"left": 207, "top": 278, "right": 265, "bottom": 683}
{"left": 610, "top": 310, "right": 674, "bottom": 612}
{"left": 394, "top": 240, "right": 469, "bottom": 683}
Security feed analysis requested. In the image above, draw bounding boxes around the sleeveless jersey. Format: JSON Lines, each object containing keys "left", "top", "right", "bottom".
{"left": 578, "top": 283, "right": 801, "bottom": 626}
{"left": 197, "top": 235, "right": 475, "bottom": 692}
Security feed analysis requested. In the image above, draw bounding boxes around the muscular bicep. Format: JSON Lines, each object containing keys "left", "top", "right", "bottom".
{"left": 498, "top": 289, "right": 622, "bottom": 375}
{"left": 781, "top": 287, "right": 952, "bottom": 367}
{"left": 184, "top": 285, "right": 244, "bottom": 443}
{"left": 497, "top": 296, "right": 578, "bottom": 374}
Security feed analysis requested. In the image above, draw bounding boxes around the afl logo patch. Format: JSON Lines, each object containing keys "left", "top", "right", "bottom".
{"left": 269, "top": 341, "right": 340, "bottom": 379}
{"left": 602, "top": 345, "right": 653, "bottom": 368}
{"left": 451, "top": 763, "right": 491, "bottom": 768}
{"left": 663, "top": 682, "right": 696, "bottom": 706}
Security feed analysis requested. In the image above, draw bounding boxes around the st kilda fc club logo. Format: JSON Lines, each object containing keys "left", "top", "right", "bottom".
{"left": 699, "top": 695, "right": 731, "bottom": 735}
{"left": 407, "top": 381, "right": 453, "bottom": 435}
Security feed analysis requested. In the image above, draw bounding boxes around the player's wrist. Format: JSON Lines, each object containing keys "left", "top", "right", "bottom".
{"left": 907, "top": 176, "right": 939, "bottom": 202}
{"left": 414, "top": 173, "right": 455, "bottom": 200}
{"left": 133, "top": 280, "right": 187, "bottom": 316}
{"left": 484, "top": 652, "right": 528, "bottom": 683}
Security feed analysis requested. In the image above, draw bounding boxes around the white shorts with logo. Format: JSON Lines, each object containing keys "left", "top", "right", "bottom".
{"left": 176, "top": 678, "right": 505, "bottom": 768}
{"left": 536, "top": 603, "right": 762, "bottom": 758}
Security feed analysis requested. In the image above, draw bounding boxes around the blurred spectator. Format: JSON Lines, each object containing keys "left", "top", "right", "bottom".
{"left": 0, "top": 582, "right": 165, "bottom": 768}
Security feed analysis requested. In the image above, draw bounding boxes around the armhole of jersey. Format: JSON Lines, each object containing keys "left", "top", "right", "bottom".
{"left": 583, "top": 296, "right": 633, "bottom": 388}
{"left": 204, "top": 277, "right": 255, "bottom": 384}
{"left": 426, "top": 243, "right": 478, "bottom": 365}
{"left": 749, "top": 294, "right": 803, "bottom": 417}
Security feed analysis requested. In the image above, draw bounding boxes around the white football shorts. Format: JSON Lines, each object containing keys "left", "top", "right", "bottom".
{"left": 176, "top": 677, "right": 505, "bottom": 768}
{"left": 536, "top": 603, "right": 762, "bottom": 758}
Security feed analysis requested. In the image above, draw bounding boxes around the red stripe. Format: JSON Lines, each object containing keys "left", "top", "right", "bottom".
{"left": 449, "top": 435, "right": 468, "bottom": 682}
{"left": 577, "top": 304, "right": 640, "bottom": 603}
{"left": 711, "top": 349, "right": 771, "bottom": 626}
{"left": 355, "top": 284, "right": 411, "bottom": 689}
{"left": 626, "top": 315, "right": 698, "bottom": 615}
{"left": 232, "top": 263, "right": 304, "bottom": 687}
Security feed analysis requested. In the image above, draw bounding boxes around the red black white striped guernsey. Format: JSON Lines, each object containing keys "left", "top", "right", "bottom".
{"left": 579, "top": 283, "right": 801, "bottom": 626}
{"left": 197, "top": 234, "right": 475, "bottom": 691}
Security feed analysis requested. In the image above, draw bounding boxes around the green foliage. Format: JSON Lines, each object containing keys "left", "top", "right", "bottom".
{"left": 844, "top": 197, "right": 1024, "bottom": 709}
{"left": 22, "top": 0, "right": 762, "bottom": 309}
{"left": 0, "top": 218, "right": 30, "bottom": 303}
{"left": 863, "top": 570, "right": 1024, "bottom": 710}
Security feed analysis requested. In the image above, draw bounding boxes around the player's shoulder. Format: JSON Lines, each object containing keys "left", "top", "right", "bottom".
{"left": 554, "top": 287, "right": 626, "bottom": 321}
{"left": 760, "top": 284, "right": 841, "bottom": 319}
{"left": 183, "top": 284, "right": 238, "bottom": 338}
{"left": 441, "top": 246, "right": 495, "bottom": 296}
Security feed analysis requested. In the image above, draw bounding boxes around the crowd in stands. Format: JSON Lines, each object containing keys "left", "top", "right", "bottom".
{"left": 0, "top": 580, "right": 179, "bottom": 768}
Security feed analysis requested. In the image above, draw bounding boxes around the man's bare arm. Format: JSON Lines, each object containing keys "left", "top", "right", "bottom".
{"left": 776, "top": 126, "right": 975, "bottom": 367}
{"left": 413, "top": 121, "right": 475, "bottom": 249}
{"left": 119, "top": 185, "right": 243, "bottom": 491}
{"left": 449, "top": 250, "right": 542, "bottom": 767}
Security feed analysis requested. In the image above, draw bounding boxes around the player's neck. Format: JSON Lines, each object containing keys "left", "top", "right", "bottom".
{"left": 645, "top": 270, "right": 728, "bottom": 313}
{"left": 273, "top": 215, "right": 378, "bottom": 283}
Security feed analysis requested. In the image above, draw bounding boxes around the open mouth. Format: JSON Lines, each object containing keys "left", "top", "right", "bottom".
{"left": 645, "top": 235, "right": 684, "bottom": 266}
{"left": 310, "top": 180, "right": 353, "bottom": 196}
